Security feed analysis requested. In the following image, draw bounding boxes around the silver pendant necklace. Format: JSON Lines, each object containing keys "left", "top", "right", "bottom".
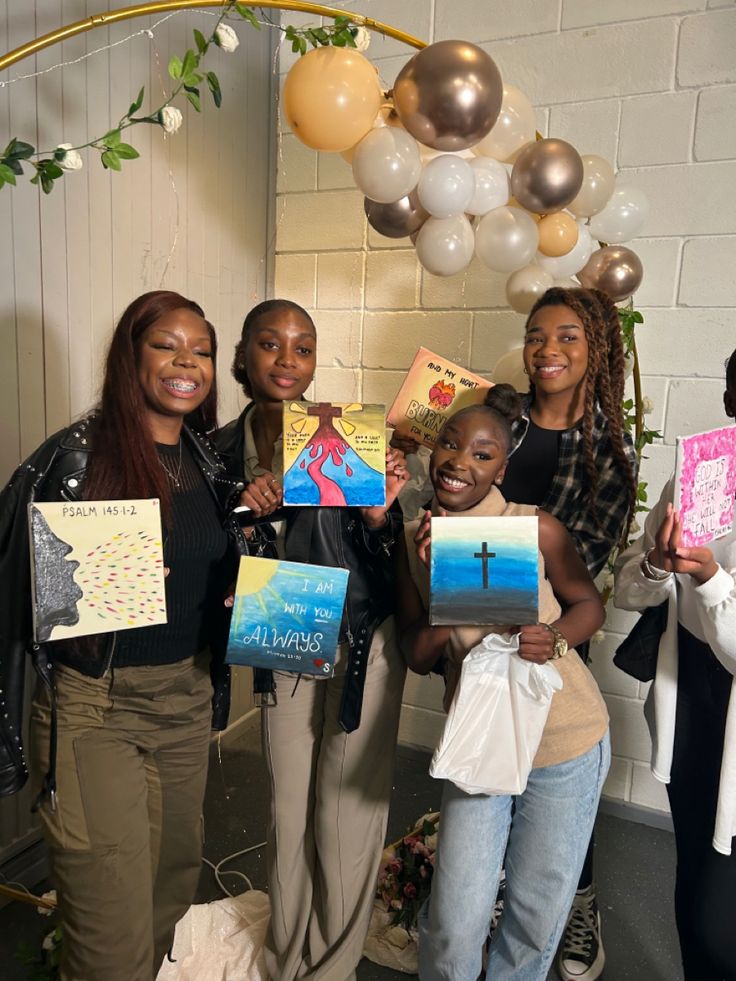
{"left": 158, "top": 439, "right": 183, "bottom": 488}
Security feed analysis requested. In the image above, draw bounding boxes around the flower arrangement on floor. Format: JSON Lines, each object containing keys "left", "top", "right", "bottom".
{"left": 363, "top": 812, "right": 439, "bottom": 974}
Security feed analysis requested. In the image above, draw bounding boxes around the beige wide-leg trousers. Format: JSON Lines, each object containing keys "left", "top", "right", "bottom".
{"left": 30, "top": 656, "right": 212, "bottom": 981}
{"left": 262, "top": 617, "right": 406, "bottom": 981}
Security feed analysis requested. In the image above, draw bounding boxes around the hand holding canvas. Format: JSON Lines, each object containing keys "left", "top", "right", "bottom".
{"left": 360, "top": 448, "right": 408, "bottom": 529}
{"left": 650, "top": 502, "right": 718, "bottom": 585}
{"left": 414, "top": 506, "right": 448, "bottom": 568}
{"left": 239, "top": 472, "right": 283, "bottom": 518}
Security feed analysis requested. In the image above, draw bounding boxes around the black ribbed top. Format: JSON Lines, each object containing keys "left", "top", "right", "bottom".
{"left": 113, "top": 440, "right": 231, "bottom": 667}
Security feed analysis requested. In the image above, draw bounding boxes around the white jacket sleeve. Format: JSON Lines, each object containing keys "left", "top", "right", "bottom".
{"left": 614, "top": 477, "right": 675, "bottom": 611}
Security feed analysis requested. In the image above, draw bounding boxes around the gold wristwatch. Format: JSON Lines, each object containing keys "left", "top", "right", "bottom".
{"left": 545, "top": 624, "right": 568, "bottom": 660}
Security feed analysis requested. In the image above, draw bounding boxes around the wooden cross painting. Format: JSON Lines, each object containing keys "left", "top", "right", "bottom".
{"left": 429, "top": 515, "right": 539, "bottom": 626}
{"left": 282, "top": 401, "right": 386, "bottom": 507}
{"left": 28, "top": 499, "right": 166, "bottom": 642}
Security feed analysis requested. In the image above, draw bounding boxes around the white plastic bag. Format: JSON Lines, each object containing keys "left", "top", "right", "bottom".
{"left": 430, "top": 632, "right": 563, "bottom": 796}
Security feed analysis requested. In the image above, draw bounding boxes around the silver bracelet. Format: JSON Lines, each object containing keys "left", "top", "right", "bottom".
{"left": 641, "top": 548, "right": 672, "bottom": 582}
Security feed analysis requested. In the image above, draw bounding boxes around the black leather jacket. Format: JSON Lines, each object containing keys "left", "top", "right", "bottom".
{"left": 0, "top": 417, "right": 249, "bottom": 799}
{"left": 214, "top": 405, "right": 402, "bottom": 732}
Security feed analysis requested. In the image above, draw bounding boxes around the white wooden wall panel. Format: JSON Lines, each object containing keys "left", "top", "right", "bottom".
{"left": 0, "top": 0, "right": 276, "bottom": 873}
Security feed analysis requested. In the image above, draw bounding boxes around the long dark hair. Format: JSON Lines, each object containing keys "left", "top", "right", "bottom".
{"left": 232, "top": 298, "right": 316, "bottom": 397}
{"left": 84, "top": 290, "right": 217, "bottom": 519}
{"left": 525, "top": 286, "right": 637, "bottom": 525}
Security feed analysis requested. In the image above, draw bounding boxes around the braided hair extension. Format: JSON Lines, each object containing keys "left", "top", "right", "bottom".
{"left": 525, "top": 287, "right": 638, "bottom": 529}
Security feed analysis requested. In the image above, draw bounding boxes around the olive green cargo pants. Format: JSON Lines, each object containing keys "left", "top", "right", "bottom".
{"left": 30, "top": 656, "right": 212, "bottom": 981}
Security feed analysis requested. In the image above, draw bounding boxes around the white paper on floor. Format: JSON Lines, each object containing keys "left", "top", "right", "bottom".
{"left": 156, "top": 890, "right": 270, "bottom": 981}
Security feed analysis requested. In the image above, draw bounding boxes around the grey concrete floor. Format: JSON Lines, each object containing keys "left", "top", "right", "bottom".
{"left": 1, "top": 714, "right": 682, "bottom": 979}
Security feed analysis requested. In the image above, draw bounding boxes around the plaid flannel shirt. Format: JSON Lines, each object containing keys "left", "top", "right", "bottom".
{"left": 510, "top": 400, "right": 638, "bottom": 578}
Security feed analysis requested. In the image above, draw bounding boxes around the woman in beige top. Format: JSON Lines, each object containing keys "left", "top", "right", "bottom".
{"left": 395, "top": 385, "right": 610, "bottom": 981}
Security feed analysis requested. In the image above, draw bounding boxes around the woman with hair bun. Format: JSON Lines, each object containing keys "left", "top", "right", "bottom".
{"left": 395, "top": 384, "right": 609, "bottom": 981}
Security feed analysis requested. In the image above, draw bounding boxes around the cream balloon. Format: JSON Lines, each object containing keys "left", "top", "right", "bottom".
{"left": 588, "top": 185, "right": 650, "bottom": 244}
{"left": 352, "top": 127, "right": 422, "bottom": 204}
{"left": 537, "top": 212, "right": 579, "bottom": 257}
{"left": 506, "top": 264, "right": 555, "bottom": 314}
{"left": 417, "top": 155, "right": 475, "bottom": 218}
{"left": 567, "top": 154, "right": 615, "bottom": 218}
{"left": 341, "top": 105, "right": 397, "bottom": 163}
{"left": 475, "top": 206, "right": 540, "bottom": 274}
{"left": 283, "top": 46, "right": 383, "bottom": 152}
{"left": 466, "top": 157, "right": 510, "bottom": 216}
{"left": 535, "top": 221, "right": 593, "bottom": 279}
{"left": 472, "top": 84, "right": 536, "bottom": 162}
{"left": 492, "top": 346, "right": 529, "bottom": 393}
{"left": 415, "top": 214, "right": 475, "bottom": 277}
{"left": 552, "top": 277, "right": 580, "bottom": 289}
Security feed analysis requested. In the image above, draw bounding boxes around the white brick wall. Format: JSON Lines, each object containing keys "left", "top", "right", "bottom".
{"left": 273, "top": 2, "right": 736, "bottom": 815}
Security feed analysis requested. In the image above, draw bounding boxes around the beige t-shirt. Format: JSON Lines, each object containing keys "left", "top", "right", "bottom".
{"left": 405, "top": 488, "right": 608, "bottom": 769}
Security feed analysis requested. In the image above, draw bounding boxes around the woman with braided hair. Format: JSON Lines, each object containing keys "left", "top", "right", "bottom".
{"left": 497, "top": 285, "right": 638, "bottom": 981}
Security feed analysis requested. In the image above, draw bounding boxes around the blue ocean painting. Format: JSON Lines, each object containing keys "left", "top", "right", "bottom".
{"left": 226, "top": 556, "right": 349, "bottom": 675}
{"left": 285, "top": 443, "right": 384, "bottom": 506}
{"left": 430, "top": 516, "right": 539, "bottom": 626}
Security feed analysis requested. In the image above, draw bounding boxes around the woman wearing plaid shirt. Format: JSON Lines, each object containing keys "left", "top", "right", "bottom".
{"left": 498, "top": 286, "right": 638, "bottom": 981}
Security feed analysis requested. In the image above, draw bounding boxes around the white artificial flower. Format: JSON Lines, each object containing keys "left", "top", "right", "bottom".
{"left": 623, "top": 353, "right": 634, "bottom": 380}
{"left": 42, "top": 931, "right": 56, "bottom": 951}
{"left": 353, "top": 26, "right": 371, "bottom": 51}
{"left": 629, "top": 519, "right": 641, "bottom": 536}
{"left": 591, "top": 630, "right": 606, "bottom": 645}
{"left": 160, "top": 106, "right": 183, "bottom": 135}
{"left": 56, "top": 143, "right": 83, "bottom": 171}
{"left": 424, "top": 832, "right": 438, "bottom": 852}
{"left": 215, "top": 23, "right": 240, "bottom": 53}
{"left": 37, "top": 890, "right": 57, "bottom": 916}
{"left": 601, "top": 571, "right": 614, "bottom": 592}
{"left": 641, "top": 395, "right": 654, "bottom": 415}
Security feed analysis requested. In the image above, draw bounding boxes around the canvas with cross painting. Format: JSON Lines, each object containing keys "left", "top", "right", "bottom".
{"left": 429, "top": 515, "right": 539, "bottom": 626}
{"left": 282, "top": 400, "right": 386, "bottom": 507}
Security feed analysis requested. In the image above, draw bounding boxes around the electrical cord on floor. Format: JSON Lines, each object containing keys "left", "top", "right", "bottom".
{"left": 201, "top": 842, "right": 267, "bottom": 899}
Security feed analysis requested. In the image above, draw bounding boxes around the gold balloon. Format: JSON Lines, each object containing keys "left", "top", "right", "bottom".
{"left": 364, "top": 191, "right": 429, "bottom": 239}
{"left": 393, "top": 40, "right": 503, "bottom": 152}
{"left": 577, "top": 246, "right": 644, "bottom": 302}
{"left": 510, "top": 139, "right": 584, "bottom": 214}
{"left": 283, "top": 47, "right": 383, "bottom": 152}
{"left": 537, "top": 213, "right": 579, "bottom": 257}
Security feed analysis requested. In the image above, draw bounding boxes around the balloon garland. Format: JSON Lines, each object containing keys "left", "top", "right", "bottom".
{"left": 282, "top": 39, "right": 648, "bottom": 312}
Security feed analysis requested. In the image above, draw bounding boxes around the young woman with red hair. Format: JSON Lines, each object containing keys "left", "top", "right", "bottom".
{"left": 0, "top": 290, "right": 247, "bottom": 981}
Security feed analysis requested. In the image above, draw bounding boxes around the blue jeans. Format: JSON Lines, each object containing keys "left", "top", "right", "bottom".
{"left": 418, "top": 732, "right": 611, "bottom": 981}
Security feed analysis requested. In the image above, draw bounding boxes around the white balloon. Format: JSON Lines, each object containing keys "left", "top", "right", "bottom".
{"left": 466, "top": 157, "right": 510, "bottom": 216}
{"left": 552, "top": 277, "right": 580, "bottom": 289}
{"left": 472, "top": 84, "right": 536, "bottom": 163}
{"left": 475, "top": 206, "right": 539, "bottom": 273}
{"left": 492, "top": 346, "right": 529, "bottom": 393}
{"left": 535, "top": 221, "right": 593, "bottom": 278}
{"left": 505, "top": 264, "right": 555, "bottom": 314}
{"left": 588, "top": 185, "right": 649, "bottom": 243}
{"left": 567, "top": 154, "right": 615, "bottom": 218}
{"left": 415, "top": 214, "right": 475, "bottom": 277}
{"left": 352, "top": 127, "right": 422, "bottom": 204}
{"left": 417, "top": 155, "right": 475, "bottom": 219}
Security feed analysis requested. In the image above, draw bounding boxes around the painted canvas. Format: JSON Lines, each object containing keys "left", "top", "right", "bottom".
{"left": 28, "top": 499, "right": 166, "bottom": 643}
{"left": 674, "top": 425, "right": 736, "bottom": 547}
{"left": 430, "top": 515, "right": 539, "bottom": 626}
{"left": 282, "top": 401, "right": 386, "bottom": 507}
{"left": 387, "top": 347, "right": 492, "bottom": 448}
{"left": 225, "top": 555, "right": 349, "bottom": 675}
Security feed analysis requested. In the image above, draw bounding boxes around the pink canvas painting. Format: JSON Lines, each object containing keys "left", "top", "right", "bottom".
{"left": 674, "top": 426, "right": 736, "bottom": 547}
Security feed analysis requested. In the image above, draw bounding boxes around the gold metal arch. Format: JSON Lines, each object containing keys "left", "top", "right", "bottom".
{"left": 0, "top": 1, "right": 425, "bottom": 74}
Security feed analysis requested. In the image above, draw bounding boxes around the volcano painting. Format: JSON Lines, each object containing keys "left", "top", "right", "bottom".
{"left": 282, "top": 401, "right": 386, "bottom": 507}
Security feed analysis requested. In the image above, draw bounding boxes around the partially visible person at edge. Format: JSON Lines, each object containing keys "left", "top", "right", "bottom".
{"left": 497, "top": 286, "right": 638, "bottom": 981}
{"left": 214, "top": 298, "right": 408, "bottom": 981}
{"left": 396, "top": 385, "right": 609, "bottom": 981}
{"left": 0, "top": 291, "right": 250, "bottom": 981}
{"left": 614, "top": 348, "right": 736, "bottom": 981}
